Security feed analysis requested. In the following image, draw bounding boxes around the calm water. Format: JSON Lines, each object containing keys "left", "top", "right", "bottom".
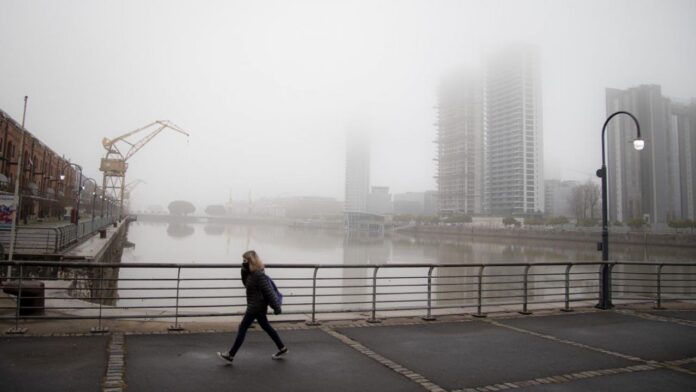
{"left": 121, "top": 221, "right": 695, "bottom": 264}
{"left": 107, "top": 221, "right": 694, "bottom": 315}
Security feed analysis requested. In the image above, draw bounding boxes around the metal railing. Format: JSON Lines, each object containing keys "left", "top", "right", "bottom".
{"left": 0, "top": 216, "right": 116, "bottom": 255}
{"left": 0, "top": 261, "right": 694, "bottom": 334}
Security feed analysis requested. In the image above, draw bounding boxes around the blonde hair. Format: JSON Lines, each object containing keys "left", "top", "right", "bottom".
{"left": 243, "top": 250, "right": 265, "bottom": 272}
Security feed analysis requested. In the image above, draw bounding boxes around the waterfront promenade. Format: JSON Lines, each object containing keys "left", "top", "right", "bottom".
{"left": 1, "top": 307, "right": 695, "bottom": 392}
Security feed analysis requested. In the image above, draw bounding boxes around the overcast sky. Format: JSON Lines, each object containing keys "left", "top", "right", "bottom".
{"left": 1, "top": 0, "right": 695, "bottom": 210}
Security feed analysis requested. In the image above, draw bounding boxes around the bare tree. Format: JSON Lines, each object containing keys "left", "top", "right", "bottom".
{"left": 568, "top": 180, "right": 601, "bottom": 222}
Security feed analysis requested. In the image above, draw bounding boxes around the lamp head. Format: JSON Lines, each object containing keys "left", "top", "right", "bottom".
{"left": 633, "top": 139, "right": 645, "bottom": 151}
{"left": 59, "top": 173, "right": 65, "bottom": 181}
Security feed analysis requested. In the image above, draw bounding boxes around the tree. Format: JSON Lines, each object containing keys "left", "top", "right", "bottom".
{"left": 568, "top": 180, "right": 600, "bottom": 221}
{"left": 205, "top": 205, "right": 227, "bottom": 216}
{"left": 168, "top": 200, "right": 196, "bottom": 216}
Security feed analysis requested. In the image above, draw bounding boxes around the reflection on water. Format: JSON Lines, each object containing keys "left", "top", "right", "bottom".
{"left": 110, "top": 221, "right": 694, "bottom": 314}
{"left": 167, "top": 223, "right": 195, "bottom": 238}
{"left": 203, "top": 224, "right": 225, "bottom": 236}
{"left": 126, "top": 221, "right": 696, "bottom": 264}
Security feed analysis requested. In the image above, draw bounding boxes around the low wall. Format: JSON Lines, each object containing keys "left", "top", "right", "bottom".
{"left": 400, "top": 225, "right": 696, "bottom": 248}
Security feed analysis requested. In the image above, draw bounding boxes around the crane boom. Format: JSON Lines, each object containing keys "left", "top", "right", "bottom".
{"left": 99, "top": 120, "right": 190, "bottom": 218}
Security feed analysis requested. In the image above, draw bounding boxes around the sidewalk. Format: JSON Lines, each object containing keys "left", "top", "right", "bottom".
{"left": 1, "top": 308, "right": 695, "bottom": 392}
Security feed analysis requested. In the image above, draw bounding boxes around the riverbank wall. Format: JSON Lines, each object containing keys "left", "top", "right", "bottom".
{"left": 399, "top": 225, "right": 696, "bottom": 248}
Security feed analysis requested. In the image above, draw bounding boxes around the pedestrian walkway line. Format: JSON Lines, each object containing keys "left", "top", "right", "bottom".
{"left": 320, "top": 327, "right": 447, "bottom": 392}
{"left": 451, "top": 363, "right": 661, "bottom": 392}
{"left": 616, "top": 308, "right": 696, "bottom": 328}
{"left": 476, "top": 318, "right": 696, "bottom": 388}
{"left": 663, "top": 357, "right": 696, "bottom": 377}
{"left": 102, "top": 333, "right": 126, "bottom": 392}
{"left": 482, "top": 317, "right": 646, "bottom": 362}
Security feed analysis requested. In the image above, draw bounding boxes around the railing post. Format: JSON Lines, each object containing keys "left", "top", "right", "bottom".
{"left": 519, "top": 265, "right": 532, "bottom": 315}
{"left": 6, "top": 264, "right": 27, "bottom": 334}
{"left": 654, "top": 264, "right": 664, "bottom": 310}
{"left": 473, "top": 265, "right": 487, "bottom": 318}
{"left": 367, "top": 266, "right": 381, "bottom": 323}
{"left": 306, "top": 267, "right": 321, "bottom": 326}
{"left": 561, "top": 264, "right": 574, "bottom": 312}
{"left": 422, "top": 266, "right": 436, "bottom": 321}
{"left": 91, "top": 266, "right": 109, "bottom": 333}
{"left": 169, "top": 267, "right": 184, "bottom": 331}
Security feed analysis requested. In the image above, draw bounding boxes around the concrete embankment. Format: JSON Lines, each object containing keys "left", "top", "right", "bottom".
{"left": 62, "top": 219, "right": 131, "bottom": 262}
{"left": 399, "top": 225, "right": 696, "bottom": 248}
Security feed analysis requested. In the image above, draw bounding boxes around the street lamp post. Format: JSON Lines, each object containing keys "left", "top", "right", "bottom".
{"left": 596, "top": 111, "right": 644, "bottom": 309}
{"left": 60, "top": 162, "right": 83, "bottom": 231}
{"left": 83, "top": 177, "right": 98, "bottom": 227}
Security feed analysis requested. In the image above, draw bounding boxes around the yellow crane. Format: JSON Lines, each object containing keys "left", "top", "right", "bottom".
{"left": 100, "top": 120, "right": 189, "bottom": 217}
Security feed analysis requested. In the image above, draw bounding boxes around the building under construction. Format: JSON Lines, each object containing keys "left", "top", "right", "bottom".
{"left": 436, "top": 69, "right": 485, "bottom": 216}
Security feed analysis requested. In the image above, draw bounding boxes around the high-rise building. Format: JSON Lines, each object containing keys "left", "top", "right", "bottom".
{"left": 344, "top": 129, "right": 370, "bottom": 213}
{"left": 671, "top": 100, "right": 696, "bottom": 221}
{"left": 606, "top": 85, "right": 696, "bottom": 225}
{"left": 485, "top": 45, "right": 544, "bottom": 215}
{"left": 435, "top": 69, "right": 485, "bottom": 215}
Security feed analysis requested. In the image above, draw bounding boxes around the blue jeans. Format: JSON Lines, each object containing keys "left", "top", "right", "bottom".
{"left": 229, "top": 312, "right": 285, "bottom": 356}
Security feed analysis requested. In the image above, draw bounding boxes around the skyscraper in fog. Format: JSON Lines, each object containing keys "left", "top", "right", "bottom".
{"left": 485, "top": 45, "right": 544, "bottom": 214}
{"left": 345, "top": 130, "right": 370, "bottom": 213}
{"left": 606, "top": 85, "right": 696, "bottom": 225}
{"left": 436, "top": 45, "right": 543, "bottom": 216}
{"left": 436, "top": 69, "right": 485, "bottom": 215}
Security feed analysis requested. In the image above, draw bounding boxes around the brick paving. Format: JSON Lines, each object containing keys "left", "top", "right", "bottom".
{"left": 0, "top": 309, "right": 695, "bottom": 391}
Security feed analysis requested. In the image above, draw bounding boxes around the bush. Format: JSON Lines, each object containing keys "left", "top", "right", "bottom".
{"left": 576, "top": 218, "right": 599, "bottom": 227}
{"left": 667, "top": 219, "right": 694, "bottom": 230}
{"left": 446, "top": 214, "right": 472, "bottom": 223}
{"left": 503, "top": 216, "right": 521, "bottom": 227}
{"left": 545, "top": 216, "right": 569, "bottom": 226}
{"left": 627, "top": 218, "right": 646, "bottom": 229}
{"left": 524, "top": 217, "right": 545, "bottom": 226}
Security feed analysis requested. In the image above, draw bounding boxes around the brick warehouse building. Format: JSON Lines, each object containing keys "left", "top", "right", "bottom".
{"left": 0, "top": 108, "right": 81, "bottom": 223}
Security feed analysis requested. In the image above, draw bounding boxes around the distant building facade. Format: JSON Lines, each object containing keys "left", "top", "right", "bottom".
{"left": 0, "top": 108, "right": 81, "bottom": 222}
{"left": 367, "top": 186, "right": 392, "bottom": 215}
{"left": 485, "top": 45, "right": 544, "bottom": 214}
{"left": 345, "top": 130, "right": 370, "bottom": 214}
{"left": 436, "top": 69, "right": 484, "bottom": 215}
{"left": 606, "top": 85, "right": 696, "bottom": 225}
{"left": 436, "top": 45, "right": 544, "bottom": 217}
{"left": 393, "top": 191, "right": 439, "bottom": 216}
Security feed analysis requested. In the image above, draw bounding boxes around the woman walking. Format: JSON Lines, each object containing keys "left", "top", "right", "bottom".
{"left": 217, "top": 250, "right": 288, "bottom": 363}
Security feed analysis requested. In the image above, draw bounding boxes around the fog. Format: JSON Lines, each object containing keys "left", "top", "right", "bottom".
{"left": 1, "top": 0, "right": 695, "bottom": 211}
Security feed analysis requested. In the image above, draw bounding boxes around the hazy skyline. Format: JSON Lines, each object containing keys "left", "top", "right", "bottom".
{"left": 1, "top": 0, "right": 695, "bottom": 211}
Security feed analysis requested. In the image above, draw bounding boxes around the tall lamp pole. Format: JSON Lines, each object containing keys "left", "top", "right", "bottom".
{"left": 83, "top": 177, "right": 98, "bottom": 227}
{"left": 60, "top": 162, "right": 83, "bottom": 231}
{"left": 7, "top": 96, "right": 28, "bottom": 269}
{"left": 596, "top": 111, "right": 644, "bottom": 309}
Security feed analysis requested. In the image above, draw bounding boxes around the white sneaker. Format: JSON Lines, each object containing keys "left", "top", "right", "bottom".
{"left": 272, "top": 347, "right": 288, "bottom": 360}
{"left": 217, "top": 351, "right": 234, "bottom": 364}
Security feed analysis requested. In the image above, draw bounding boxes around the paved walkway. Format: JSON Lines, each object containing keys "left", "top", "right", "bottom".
{"left": 1, "top": 309, "right": 696, "bottom": 391}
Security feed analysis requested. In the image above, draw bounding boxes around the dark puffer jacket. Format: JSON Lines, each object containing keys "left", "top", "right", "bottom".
{"left": 241, "top": 263, "right": 281, "bottom": 315}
